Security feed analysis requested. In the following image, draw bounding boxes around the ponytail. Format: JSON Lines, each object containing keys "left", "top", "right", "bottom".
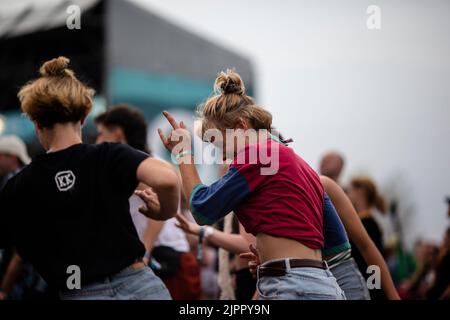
{"left": 350, "top": 177, "right": 386, "bottom": 214}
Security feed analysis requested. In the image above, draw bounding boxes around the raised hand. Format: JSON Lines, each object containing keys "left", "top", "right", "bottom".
{"left": 239, "top": 244, "right": 261, "bottom": 279}
{"left": 158, "top": 111, "right": 192, "bottom": 155}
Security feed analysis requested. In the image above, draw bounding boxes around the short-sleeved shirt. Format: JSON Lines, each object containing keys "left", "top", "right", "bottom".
{"left": 0, "top": 142, "right": 148, "bottom": 290}
{"left": 190, "top": 139, "right": 325, "bottom": 250}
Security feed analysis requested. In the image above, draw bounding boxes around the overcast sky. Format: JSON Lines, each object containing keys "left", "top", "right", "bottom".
{"left": 130, "top": 0, "right": 450, "bottom": 246}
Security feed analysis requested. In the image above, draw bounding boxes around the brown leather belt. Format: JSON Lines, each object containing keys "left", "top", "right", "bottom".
{"left": 258, "top": 259, "right": 328, "bottom": 278}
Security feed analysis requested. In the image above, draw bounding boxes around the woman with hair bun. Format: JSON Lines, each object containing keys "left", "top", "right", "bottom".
{"left": 159, "top": 69, "right": 346, "bottom": 300}
{"left": 0, "top": 57, "right": 180, "bottom": 300}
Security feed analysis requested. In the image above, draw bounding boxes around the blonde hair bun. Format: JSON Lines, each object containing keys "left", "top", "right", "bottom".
{"left": 215, "top": 69, "right": 245, "bottom": 95}
{"left": 19, "top": 56, "right": 94, "bottom": 128}
{"left": 39, "top": 56, "right": 73, "bottom": 77}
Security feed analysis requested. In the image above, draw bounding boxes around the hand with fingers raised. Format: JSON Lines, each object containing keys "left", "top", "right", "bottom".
{"left": 239, "top": 244, "right": 261, "bottom": 279}
{"left": 175, "top": 212, "right": 201, "bottom": 236}
{"left": 158, "top": 111, "right": 192, "bottom": 161}
{"left": 134, "top": 188, "right": 161, "bottom": 218}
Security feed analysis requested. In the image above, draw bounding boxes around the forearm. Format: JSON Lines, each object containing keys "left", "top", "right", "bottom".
{"left": 206, "top": 231, "right": 252, "bottom": 255}
{"left": 177, "top": 156, "right": 202, "bottom": 202}
{"left": 143, "top": 219, "right": 164, "bottom": 252}
{"left": 137, "top": 158, "right": 180, "bottom": 220}
{"left": 150, "top": 184, "right": 179, "bottom": 220}
{"left": 361, "top": 242, "right": 400, "bottom": 299}
{"left": 1, "top": 253, "right": 24, "bottom": 296}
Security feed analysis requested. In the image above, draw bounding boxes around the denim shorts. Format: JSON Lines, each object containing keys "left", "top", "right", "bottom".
{"left": 256, "top": 259, "right": 346, "bottom": 300}
{"left": 330, "top": 258, "right": 371, "bottom": 300}
{"left": 59, "top": 265, "right": 171, "bottom": 300}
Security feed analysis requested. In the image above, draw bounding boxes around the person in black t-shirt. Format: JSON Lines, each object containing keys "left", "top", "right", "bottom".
{"left": 0, "top": 57, "right": 180, "bottom": 300}
{"left": 427, "top": 227, "right": 450, "bottom": 299}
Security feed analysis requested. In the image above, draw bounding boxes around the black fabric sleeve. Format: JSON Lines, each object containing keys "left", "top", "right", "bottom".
{"left": 105, "top": 143, "right": 149, "bottom": 196}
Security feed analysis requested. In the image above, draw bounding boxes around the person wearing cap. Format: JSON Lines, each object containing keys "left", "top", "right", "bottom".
{"left": 0, "top": 135, "right": 31, "bottom": 190}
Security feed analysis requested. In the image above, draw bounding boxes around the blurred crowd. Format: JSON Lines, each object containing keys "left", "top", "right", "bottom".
{"left": 319, "top": 150, "right": 450, "bottom": 300}
{"left": 1, "top": 104, "right": 449, "bottom": 300}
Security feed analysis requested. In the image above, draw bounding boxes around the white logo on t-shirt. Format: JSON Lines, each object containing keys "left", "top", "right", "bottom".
{"left": 55, "top": 170, "right": 76, "bottom": 191}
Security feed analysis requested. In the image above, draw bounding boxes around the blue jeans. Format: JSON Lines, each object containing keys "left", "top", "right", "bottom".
{"left": 330, "top": 258, "right": 371, "bottom": 300}
{"left": 59, "top": 265, "right": 171, "bottom": 300}
{"left": 256, "top": 259, "right": 346, "bottom": 300}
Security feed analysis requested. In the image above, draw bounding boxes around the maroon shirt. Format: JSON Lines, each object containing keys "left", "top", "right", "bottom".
{"left": 190, "top": 139, "right": 324, "bottom": 249}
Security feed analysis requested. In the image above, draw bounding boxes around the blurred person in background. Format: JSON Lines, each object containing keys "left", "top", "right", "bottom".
{"left": 95, "top": 104, "right": 201, "bottom": 300}
{"left": 0, "top": 57, "right": 180, "bottom": 300}
{"left": 0, "top": 135, "right": 30, "bottom": 189}
{"left": 427, "top": 227, "right": 450, "bottom": 299}
{"left": 398, "top": 240, "right": 439, "bottom": 299}
{"left": 447, "top": 196, "right": 450, "bottom": 218}
{"left": 384, "top": 237, "right": 417, "bottom": 289}
{"left": 347, "top": 176, "right": 387, "bottom": 300}
{"left": 319, "top": 151, "right": 345, "bottom": 185}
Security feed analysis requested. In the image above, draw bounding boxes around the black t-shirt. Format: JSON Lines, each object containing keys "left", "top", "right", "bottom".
{"left": 0, "top": 142, "right": 148, "bottom": 290}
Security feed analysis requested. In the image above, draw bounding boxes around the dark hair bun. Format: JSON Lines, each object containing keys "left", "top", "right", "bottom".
{"left": 215, "top": 69, "right": 245, "bottom": 95}
{"left": 39, "top": 56, "right": 73, "bottom": 77}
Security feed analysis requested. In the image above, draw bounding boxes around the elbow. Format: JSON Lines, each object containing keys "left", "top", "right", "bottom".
{"left": 158, "top": 200, "right": 178, "bottom": 221}
{"left": 159, "top": 169, "right": 180, "bottom": 192}
{"left": 156, "top": 171, "right": 180, "bottom": 221}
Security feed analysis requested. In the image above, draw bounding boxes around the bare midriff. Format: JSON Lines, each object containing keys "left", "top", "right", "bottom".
{"left": 256, "top": 233, "right": 322, "bottom": 263}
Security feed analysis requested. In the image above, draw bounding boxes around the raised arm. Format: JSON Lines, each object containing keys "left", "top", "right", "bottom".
{"left": 158, "top": 111, "right": 251, "bottom": 226}
{"left": 320, "top": 175, "right": 400, "bottom": 300}
{"left": 157, "top": 111, "right": 200, "bottom": 200}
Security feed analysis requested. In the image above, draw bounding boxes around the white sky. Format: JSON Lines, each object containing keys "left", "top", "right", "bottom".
{"left": 131, "top": 0, "right": 450, "bottom": 247}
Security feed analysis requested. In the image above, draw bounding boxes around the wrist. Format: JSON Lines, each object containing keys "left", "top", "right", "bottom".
{"left": 174, "top": 150, "right": 193, "bottom": 162}
{"left": 143, "top": 250, "right": 151, "bottom": 260}
{"left": 204, "top": 226, "right": 215, "bottom": 239}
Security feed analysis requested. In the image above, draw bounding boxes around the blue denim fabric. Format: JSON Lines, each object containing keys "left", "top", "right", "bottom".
{"left": 59, "top": 265, "right": 171, "bottom": 300}
{"left": 256, "top": 259, "right": 346, "bottom": 300}
{"left": 330, "top": 258, "right": 371, "bottom": 300}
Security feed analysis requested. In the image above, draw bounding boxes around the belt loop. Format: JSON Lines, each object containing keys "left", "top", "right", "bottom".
{"left": 285, "top": 258, "right": 291, "bottom": 271}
